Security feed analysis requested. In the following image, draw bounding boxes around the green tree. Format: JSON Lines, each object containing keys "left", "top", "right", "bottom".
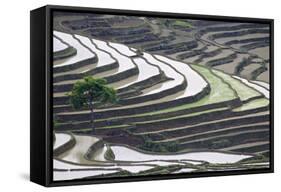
{"left": 68, "top": 76, "right": 117, "bottom": 134}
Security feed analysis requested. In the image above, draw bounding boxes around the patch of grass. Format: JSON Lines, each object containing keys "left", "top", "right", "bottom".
{"left": 143, "top": 64, "right": 237, "bottom": 114}
{"left": 233, "top": 98, "right": 269, "bottom": 111}
{"left": 212, "top": 69, "right": 269, "bottom": 112}
{"left": 172, "top": 20, "right": 193, "bottom": 28}
{"left": 212, "top": 69, "right": 261, "bottom": 101}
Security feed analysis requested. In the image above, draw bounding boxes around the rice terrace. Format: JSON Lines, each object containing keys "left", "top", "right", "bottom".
{"left": 52, "top": 11, "right": 271, "bottom": 181}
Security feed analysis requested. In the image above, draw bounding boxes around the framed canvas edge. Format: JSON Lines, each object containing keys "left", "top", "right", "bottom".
{"left": 39, "top": 5, "right": 274, "bottom": 187}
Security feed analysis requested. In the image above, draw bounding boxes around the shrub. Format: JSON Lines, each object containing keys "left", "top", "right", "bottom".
{"left": 104, "top": 147, "right": 115, "bottom": 161}
{"left": 139, "top": 136, "right": 179, "bottom": 152}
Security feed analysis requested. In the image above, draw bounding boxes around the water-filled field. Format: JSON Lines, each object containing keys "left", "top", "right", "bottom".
{"left": 52, "top": 13, "right": 270, "bottom": 181}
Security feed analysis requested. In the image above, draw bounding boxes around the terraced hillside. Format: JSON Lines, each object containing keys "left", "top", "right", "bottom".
{"left": 54, "top": 13, "right": 270, "bottom": 83}
{"left": 52, "top": 13, "right": 271, "bottom": 181}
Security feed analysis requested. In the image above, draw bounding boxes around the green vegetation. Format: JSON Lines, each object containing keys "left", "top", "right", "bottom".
{"left": 238, "top": 154, "right": 269, "bottom": 164}
{"left": 93, "top": 65, "right": 237, "bottom": 123}
{"left": 60, "top": 64, "right": 243, "bottom": 131}
{"left": 139, "top": 135, "right": 179, "bottom": 152}
{"left": 212, "top": 69, "right": 269, "bottom": 112}
{"left": 138, "top": 64, "right": 237, "bottom": 115}
{"left": 172, "top": 20, "right": 193, "bottom": 28}
{"left": 233, "top": 98, "right": 269, "bottom": 111}
{"left": 104, "top": 146, "right": 115, "bottom": 161}
{"left": 52, "top": 17, "right": 271, "bottom": 180}
{"left": 68, "top": 76, "right": 117, "bottom": 134}
{"left": 212, "top": 69, "right": 261, "bottom": 101}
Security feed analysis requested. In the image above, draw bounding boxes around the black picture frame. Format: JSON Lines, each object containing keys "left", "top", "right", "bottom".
{"left": 30, "top": 5, "right": 274, "bottom": 187}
